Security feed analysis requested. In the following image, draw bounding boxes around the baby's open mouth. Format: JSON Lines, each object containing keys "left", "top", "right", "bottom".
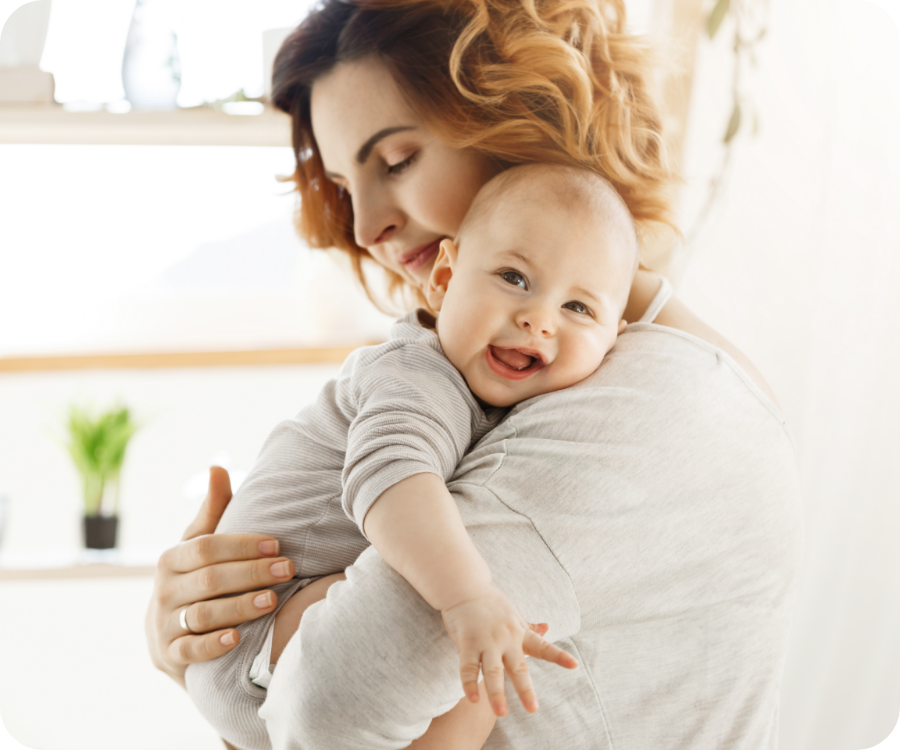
{"left": 486, "top": 346, "right": 546, "bottom": 380}
{"left": 491, "top": 347, "right": 535, "bottom": 370}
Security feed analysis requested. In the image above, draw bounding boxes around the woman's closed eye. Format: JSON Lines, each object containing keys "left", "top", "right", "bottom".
{"left": 563, "top": 300, "right": 593, "bottom": 317}
{"left": 387, "top": 153, "right": 416, "bottom": 175}
{"left": 500, "top": 270, "right": 528, "bottom": 289}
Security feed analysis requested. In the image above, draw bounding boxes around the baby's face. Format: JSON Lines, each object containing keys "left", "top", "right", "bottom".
{"left": 428, "top": 198, "right": 632, "bottom": 408}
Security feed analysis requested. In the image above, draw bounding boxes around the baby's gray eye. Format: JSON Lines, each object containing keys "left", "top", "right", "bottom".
{"left": 501, "top": 271, "right": 527, "bottom": 289}
{"left": 564, "top": 300, "right": 590, "bottom": 315}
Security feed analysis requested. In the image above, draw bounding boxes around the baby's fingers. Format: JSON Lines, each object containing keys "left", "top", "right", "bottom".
{"left": 504, "top": 650, "right": 539, "bottom": 713}
{"left": 523, "top": 630, "right": 579, "bottom": 669}
{"left": 482, "top": 652, "right": 509, "bottom": 717}
{"left": 459, "top": 647, "right": 483, "bottom": 704}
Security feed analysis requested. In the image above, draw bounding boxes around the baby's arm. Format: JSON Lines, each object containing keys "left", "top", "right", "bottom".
{"left": 363, "top": 472, "right": 579, "bottom": 717}
{"left": 270, "top": 570, "right": 497, "bottom": 750}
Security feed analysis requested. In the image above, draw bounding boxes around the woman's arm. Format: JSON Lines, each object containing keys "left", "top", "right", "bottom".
{"left": 626, "top": 270, "right": 779, "bottom": 406}
{"left": 145, "top": 466, "right": 296, "bottom": 689}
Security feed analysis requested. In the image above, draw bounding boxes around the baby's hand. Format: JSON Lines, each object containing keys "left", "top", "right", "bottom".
{"left": 440, "top": 584, "right": 579, "bottom": 717}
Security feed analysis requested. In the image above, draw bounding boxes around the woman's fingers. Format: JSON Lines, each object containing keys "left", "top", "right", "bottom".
{"left": 168, "top": 628, "right": 242, "bottom": 668}
{"left": 169, "top": 556, "right": 295, "bottom": 610}
{"left": 161, "top": 532, "right": 283, "bottom": 576}
{"left": 522, "top": 629, "right": 579, "bottom": 669}
{"left": 175, "top": 589, "right": 278, "bottom": 638}
{"left": 181, "top": 466, "right": 233, "bottom": 542}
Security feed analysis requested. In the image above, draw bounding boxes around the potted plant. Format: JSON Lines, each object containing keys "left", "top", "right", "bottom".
{"left": 65, "top": 404, "right": 138, "bottom": 549}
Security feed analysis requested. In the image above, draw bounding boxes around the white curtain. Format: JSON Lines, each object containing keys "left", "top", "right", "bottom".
{"left": 672, "top": 1, "right": 900, "bottom": 748}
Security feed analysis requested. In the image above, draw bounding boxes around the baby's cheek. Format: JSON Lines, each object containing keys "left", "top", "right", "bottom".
{"left": 560, "top": 342, "right": 609, "bottom": 385}
{"left": 440, "top": 324, "right": 478, "bottom": 380}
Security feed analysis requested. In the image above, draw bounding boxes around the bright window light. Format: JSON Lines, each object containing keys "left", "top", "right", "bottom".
{"left": 37, "top": 0, "right": 317, "bottom": 105}
{"left": 0, "top": 144, "right": 394, "bottom": 356}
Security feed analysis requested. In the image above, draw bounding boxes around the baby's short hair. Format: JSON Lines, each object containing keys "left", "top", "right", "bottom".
{"left": 457, "top": 163, "right": 641, "bottom": 281}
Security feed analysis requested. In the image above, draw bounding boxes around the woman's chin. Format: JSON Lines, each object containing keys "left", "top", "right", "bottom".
{"left": 409, "top": 269, "right": 436, "bottom": 295}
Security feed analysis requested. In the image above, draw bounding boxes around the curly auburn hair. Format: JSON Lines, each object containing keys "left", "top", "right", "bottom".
{"left": 272, "top": 0, "right": 678, "bottom": 306}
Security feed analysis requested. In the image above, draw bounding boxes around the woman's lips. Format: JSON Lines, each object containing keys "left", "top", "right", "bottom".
{"left": 401, "top": 239, "right": 442, "bottom": 272}
{"left": 485, "top": 346, "right": 546, "bottom": 381}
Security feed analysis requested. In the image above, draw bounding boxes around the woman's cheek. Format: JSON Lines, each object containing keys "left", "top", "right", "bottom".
{"left": 417, "top": 181, "right": 468, "bottom": 235}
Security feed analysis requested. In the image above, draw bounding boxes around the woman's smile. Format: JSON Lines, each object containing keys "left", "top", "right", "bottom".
{"left": 309, "top": 58, "right": 503, "bottom": 291}
{"left": 401, "top": 239, "right": 443, "bottom": 274}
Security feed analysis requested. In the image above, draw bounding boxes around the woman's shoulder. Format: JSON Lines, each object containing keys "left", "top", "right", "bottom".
{"left": 626, "top": 271, "right": 779, "bottom": 406}
{"left": 651, "top": 295, "right": 780, "bottom": 407}
{"left": 612, "top": 323, "right": 787, "bottom": 432}
{"left": 500, "top": 320, "right": 794, "bottom": 460}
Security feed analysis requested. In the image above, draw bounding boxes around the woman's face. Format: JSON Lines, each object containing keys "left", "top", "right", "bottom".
{"left": 310, "top": 57, "right": 502, "bottom": 291}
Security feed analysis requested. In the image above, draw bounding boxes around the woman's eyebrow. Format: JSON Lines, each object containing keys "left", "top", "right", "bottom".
{"left": 356, "top": 126, "right": 416, "bottom": 164}
{"left": 323, "top": 126, "right": 417, "bottom": 182}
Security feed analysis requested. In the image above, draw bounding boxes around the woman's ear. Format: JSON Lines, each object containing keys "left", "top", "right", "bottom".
{"left": 425, "top": 239, "right": 458, "bottom": 312}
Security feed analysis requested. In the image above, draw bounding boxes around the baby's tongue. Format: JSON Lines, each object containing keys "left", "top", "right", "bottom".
{"left": 491, "top": 346, "right": 533, "bottom": 370}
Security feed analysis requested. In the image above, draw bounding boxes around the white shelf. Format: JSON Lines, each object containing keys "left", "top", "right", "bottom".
{"left": 0, "top": 104, "right": 292, "bottom": 146}
{"left": 0, "top": 547, "right": 162, "bottom": 580}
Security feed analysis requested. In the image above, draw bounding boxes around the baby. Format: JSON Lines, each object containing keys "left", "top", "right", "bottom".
{"left": 185, "top": 164, "right": 641, "bottom": 750}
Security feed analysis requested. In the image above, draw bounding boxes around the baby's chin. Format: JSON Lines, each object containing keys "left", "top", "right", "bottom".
{"left": 471, "top": 369, "right": 604, "bottom": 408}
{"left": 468, "top": 378, "right": 554, "bottom": 409}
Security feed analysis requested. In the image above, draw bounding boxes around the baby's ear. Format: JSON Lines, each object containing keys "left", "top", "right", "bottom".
{"left": 425, "top": 239, "right": 457, "bottom": 312}
{"left": 617, "top": 319, "right": 628, "bottom": 334}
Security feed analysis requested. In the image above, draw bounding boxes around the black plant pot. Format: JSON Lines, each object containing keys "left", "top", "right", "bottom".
{"left": 83, "top": 515, "right": 118, "bottom": 549}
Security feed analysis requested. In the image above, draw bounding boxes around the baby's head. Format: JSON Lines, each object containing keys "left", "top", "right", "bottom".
{"left": 426, "top": 164, "right": 640, "bottom": 408}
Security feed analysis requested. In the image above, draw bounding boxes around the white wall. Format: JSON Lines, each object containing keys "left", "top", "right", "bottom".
{"left": 0, "top": 364, "right": 339, "bottom": 563}
{"left": 675, "top": 1, "right": 900, "bottom": 748}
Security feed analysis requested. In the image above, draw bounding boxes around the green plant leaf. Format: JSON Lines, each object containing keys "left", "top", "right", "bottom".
{"left": 724, "top": 102, "right": 742, "bottom": 143}
{"left": 65, "top": 404, "right": 138, "bottom": 515}
{"left": 707, "top": 0, "right": 730, "bottom": 39}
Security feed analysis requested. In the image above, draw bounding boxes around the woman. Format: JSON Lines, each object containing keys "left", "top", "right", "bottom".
{"left": 146, "top": 0, "right": 802, "bottom": 747}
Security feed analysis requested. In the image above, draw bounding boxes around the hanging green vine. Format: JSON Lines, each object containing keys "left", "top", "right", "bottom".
{"left": 684, "top": 0, "right": 769, "bottom": 247}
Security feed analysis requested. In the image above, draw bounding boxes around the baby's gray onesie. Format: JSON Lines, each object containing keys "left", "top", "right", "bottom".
{"left": 185, "top": 309, "right": 502, "bottom": 749}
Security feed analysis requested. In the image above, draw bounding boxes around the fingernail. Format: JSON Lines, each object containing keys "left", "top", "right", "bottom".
{"left": 270, "top": 561, "right": 290, "bottom": 578}
{"left": 528, "top": 699, "right": 539, "bottom": 712}
{"left": 254, "top": 592, "right": 273, "bottom": 609}
{"left": 220, "top": 632, "right": 236, "bottom": 646}
{"left": 469, "top": 693, "right": 479, "bottom": 702}
{"left": 259, "top": 539, "right": 279, "bottom": 556}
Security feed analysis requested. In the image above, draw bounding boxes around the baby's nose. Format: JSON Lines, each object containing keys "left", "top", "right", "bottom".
{"left": 517, "top": 309, "right": 555, "bottom": 336}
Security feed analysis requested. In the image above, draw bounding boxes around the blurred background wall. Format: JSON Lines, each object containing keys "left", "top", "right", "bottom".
{"left": 0, "top": 0, "right": 898, "bottom": 748}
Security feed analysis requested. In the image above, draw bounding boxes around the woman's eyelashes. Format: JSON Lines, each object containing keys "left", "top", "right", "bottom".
{"left": 386, "top": 153, "right": 416, "bottom": 175}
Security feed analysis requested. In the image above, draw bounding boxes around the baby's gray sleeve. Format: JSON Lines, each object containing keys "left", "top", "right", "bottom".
{"left": 342, "top": 344, "right": 477, "bottom": 533}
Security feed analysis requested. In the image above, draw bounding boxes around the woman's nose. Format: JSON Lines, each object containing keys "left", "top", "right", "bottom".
{"left": 516, "top": 305, "right": 556, "bottom": 336}
{"left": 352, "top": 189, "right": 404, "bottom": 248}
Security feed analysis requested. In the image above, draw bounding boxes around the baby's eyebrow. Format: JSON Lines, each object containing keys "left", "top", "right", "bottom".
{"left": 573, "top": 286, "right": 601, "bottom": 305}
{"left": 497, "top": 250, "right": 530, "bottom": 265}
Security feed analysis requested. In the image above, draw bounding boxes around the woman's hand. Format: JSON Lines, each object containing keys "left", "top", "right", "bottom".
{"left": 145, "top": 466, "right": 296, "bottom": 688}
{"left": 440, "top": 584, "right": 579, "bottom": 717}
